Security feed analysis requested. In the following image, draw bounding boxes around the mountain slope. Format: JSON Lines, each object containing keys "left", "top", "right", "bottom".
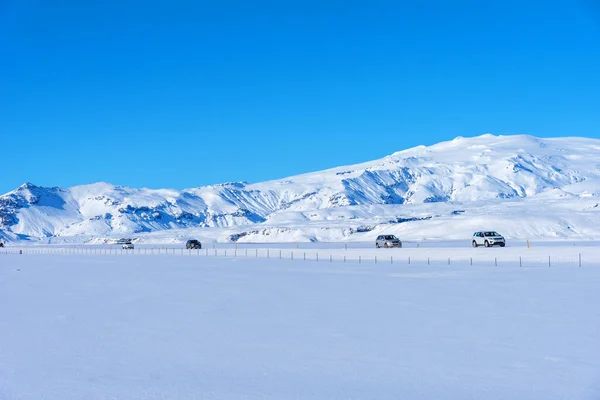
{"left": 2, "top": 134, "right": 600, "bottom": 242}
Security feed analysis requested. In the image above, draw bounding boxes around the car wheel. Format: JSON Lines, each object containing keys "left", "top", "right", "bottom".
{"left": 472, "top": 241, "right": 478, "bottom": 248}
{"left": 484, "top": 241, "right": 490, "bottom": 247}
{"left": 384, "top": 243, "right": 389, "bottom": 248}
{"left": 376, "top": 243, "right": 380, "bottom": 248}
{"left": 500, "top": 243, "right": 505, "bottom": 247}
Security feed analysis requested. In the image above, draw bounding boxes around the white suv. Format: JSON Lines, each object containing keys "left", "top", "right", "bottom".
{"left": 472, "top": 231, "right": 505, "bottom": 248}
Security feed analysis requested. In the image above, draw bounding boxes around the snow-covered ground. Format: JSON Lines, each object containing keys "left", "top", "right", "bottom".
{"left": 1, "top": 252, "right": 599, "bottom": 399}
{"left": 6, "top": 239, "right": 600, "bottom": 268}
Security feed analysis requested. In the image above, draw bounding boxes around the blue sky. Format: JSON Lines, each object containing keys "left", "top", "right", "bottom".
{"left": 1, "top": 1, "right": 599, "bottom": 194}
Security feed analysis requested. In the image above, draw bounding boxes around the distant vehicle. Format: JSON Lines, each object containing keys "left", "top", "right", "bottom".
{"left": 376, "top": 235, "right": 402, "bottom": 248}
{"left": 472, "top": 231, "right": 505, "bottom": 247}
{"left": 186, "top": 239, "right": 202, "bottom": 249}
{"left": 0, "top": 242, "right": 4, "bottom": 248}
{"left": 122, "top": 240, "right": 134, "bottom": 250}
{"left": 117, "top": 238, "right": 132, "bottom": 245}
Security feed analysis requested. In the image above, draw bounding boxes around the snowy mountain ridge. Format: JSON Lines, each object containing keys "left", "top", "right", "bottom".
{"left": 3, "top": 134, "right": 600, "bottom": 243}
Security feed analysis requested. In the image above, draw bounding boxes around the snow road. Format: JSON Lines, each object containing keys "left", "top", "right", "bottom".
{"left": 8, "top": 239, "right": 600, "bottom": 268}
{"left": 1, "top": 254, "right": 599, "bottom": 399}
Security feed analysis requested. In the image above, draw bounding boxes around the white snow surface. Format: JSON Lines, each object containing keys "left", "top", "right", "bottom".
{"left": 3, "top": 134, "right": 600, "bottom": 243}
{"left": 1, "top": 251, "right": 599, "bottom": 399}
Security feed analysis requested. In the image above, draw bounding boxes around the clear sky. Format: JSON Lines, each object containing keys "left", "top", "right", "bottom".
{"left": 1, "top": 1, "right": 599, "bottom": 194}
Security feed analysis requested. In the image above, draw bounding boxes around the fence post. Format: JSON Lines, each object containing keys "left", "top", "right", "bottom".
{"left": 344, "top": 255, "right": 346, "bottom": 263}
{"left": 579, "top": 253, "right": 581, "bottom": 268}
{"left": 519, "top": 256, "right": 522, "bottom": 267}
{"left": 359, "top": 256, "right": 361, "bottom": 264}
{"left": 291, "top": 251, "right": 293, "bottom": 260}
{"left": 256, "top": 249, "right": 258, "bottom": 257}
{"left": 495, "top": 257, "right": 497, "bottom": 267}
{"left": 330, "top": 255, "right": 332, "bottom": 262}
{"left": 408, "top": 256, "right": 410, "bottom": 265}
{"left": 375, "top": 256, "right": 377, "bottom": 264}
{"left": 267, "top": 249, "right": 270, "bottom": 258}
{"left": 304, "top": 252, "right": 306, "bottom": 261}
{"left": 470, "top": 257, "right": 472, "bottom": 266}
{"left": 448, "top": 257, "right": 450, "bottom": 266}
{"left": 316, "top": 253, "right": 319, "bottom": 262}
{"left": 549, "top": 256, "right": 551, "bottom": 267}
{"left": 428, "top": 257, "right": 430, "bottom": 265}
{"left": 279, "top": 250, "right": 282, "bottom": 259}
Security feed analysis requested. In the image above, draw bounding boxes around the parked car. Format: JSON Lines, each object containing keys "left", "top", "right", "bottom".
{"left": 122, "top": 240, "right": 134, "bottom": 250}
{"left": 186, "top": 239, "right": 202, "bottom": 249}
{"left": 376, "top": 235, "right": 402, "bottom": 248}
{"left": 472, "top": 231, "right": 505, "bottom": 247}
{"left": 117, "top": 238, "right": 132, "bottom": 245}
{"left": 0, "top": 242, "right": 4, "bottom": 248}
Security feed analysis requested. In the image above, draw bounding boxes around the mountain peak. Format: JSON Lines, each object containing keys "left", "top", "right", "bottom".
{"left": 19, "top": 182, "right": 38, "bottom": 190}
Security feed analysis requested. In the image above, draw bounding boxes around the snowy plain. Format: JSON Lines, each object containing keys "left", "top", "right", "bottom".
{"left": 1, "top": 251, "right": 600, "bottom": 400}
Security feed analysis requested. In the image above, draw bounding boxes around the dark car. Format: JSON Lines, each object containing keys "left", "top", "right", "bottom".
{"left": 186, "top": 239, "right": 202, "bottom": 249}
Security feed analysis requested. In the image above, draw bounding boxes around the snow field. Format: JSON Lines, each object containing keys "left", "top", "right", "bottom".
{"left": 5, "top": 240, "right": 600, "bottom": 268}
{"left": 1, "top": 253, "right": 600, "bottom": 399}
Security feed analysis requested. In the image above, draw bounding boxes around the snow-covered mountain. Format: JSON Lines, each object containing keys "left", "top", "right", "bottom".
{"left": 3, "top": 134, "right": 600, "bottom": 243}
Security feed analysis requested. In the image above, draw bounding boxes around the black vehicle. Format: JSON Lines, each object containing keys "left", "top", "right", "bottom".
{"left": 0, "top": 242, "right": 4, "bottom": 248}
{"left": 186, "top": 239, "right": 202, "bottom": 249}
